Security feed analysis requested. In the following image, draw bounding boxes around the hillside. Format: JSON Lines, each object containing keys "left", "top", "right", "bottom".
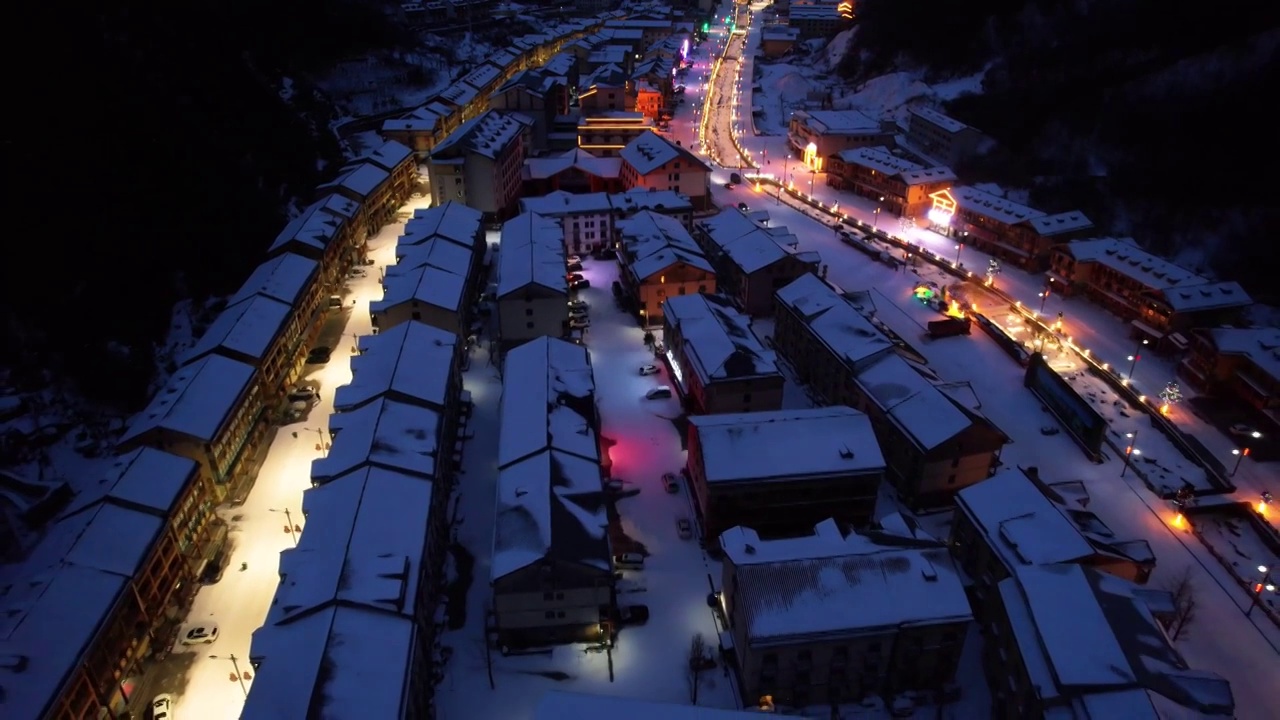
{"left": 840, "top": 0, "right": 1280, "bottom": 302}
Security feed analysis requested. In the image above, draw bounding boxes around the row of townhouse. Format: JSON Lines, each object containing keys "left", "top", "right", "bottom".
{"left": 520, "top": 187, "right": 693, "bottom": 254}
{"left": 1179, "top": 326, "right": 1280, "bottom": 429}
{"left": 495, "top": 212, "right": 571, "bottom": 347}
{"left": 616, "top": 209, "right": 717, "bottom": 323}
{"left": 691, "top": 207, "right": 821, "bottom": 316}
{"left": 0, "top": 140, "right": 419, "bottom": 718}
{"left": 244, "top": 320, "right": 468, "bottom": 720}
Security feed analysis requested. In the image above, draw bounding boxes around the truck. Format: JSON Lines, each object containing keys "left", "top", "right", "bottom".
{"left": 928, "top": 317, "right": 972, "bottom": 338}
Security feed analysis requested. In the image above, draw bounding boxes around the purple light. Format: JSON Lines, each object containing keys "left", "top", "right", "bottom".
{"left": 681, "top": 38, "right": 690, "bottom": 61}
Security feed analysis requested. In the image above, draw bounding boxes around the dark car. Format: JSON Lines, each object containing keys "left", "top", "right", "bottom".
{"left": 566, "top": 261, "right": 584, "bottom": 272}
{"left": 307, "top": 346, "right": 332, "bottom": 364}
{"left": 729, "top": 172, "right": 742, "bottom": 184}
{"left": 611, "top": 280, "right": 624, "bottom": 297}
{"left": 618, "top": 604, "right": 650, "bottom": 625}
{"left": 737, "top": 202, "right": 749, "bottom": 212}
{"left": 593, "top": 246, "right": 618, "bottom": 260}
{"left": 566, "top": 272, "right": 585, "bottom": 282}
{"left": 571, "top": 279, "right": 592, "bottom": 290}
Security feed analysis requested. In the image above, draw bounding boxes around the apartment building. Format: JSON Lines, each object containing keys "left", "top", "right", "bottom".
{"left": 520, "top": 190, "right": 614, "bottom": 253}
{"left": 688, "top": 407, "right": 884, "bottom": 544}
{"left": 603, "top": 18, "right": 674, "bottom": 47}
{"left": 988, "top": 564, "right": 1234, "bottom": 718}
{"left": 939, "top": 185, "right": 1093, "bottom": 270}
{"left": 491, "top": 337, "right": 613, "bottom": 647}
{"left": 373, "top": 248, "right": 472, "bottom": 336}
{"left": 317, "top": 160, "right": 395, "bottom": 238}
{"left": 359, "top": 139, "right": 418, "bottom": 209}
{"left": 233, "top": 251, "right": 323, "bottom": 371}
{"left": 118, "top": 355, "right": 266, "bottom": 501}
{"left": 0, "top": 450, "right": 213, "bottom": 719}
{"left": 578, "top": 112, "right": 655, "bottom": 157}
{"left": 497, "top": 212, "right": 570, "bottom": 346}
{"left": 617, "top": 210, "right": 716, "bottom": 323}
{"left": 786, "top": 2, "right": 855, "bottom": 38}
{"left": 267, "top": 194, "right": 363, "bottom": 293}
{"left": 619, "top": 130, "right": 712, "bottom": 209}
{"left": 774, "top": 274, "right": 1007, "bottom": 507}
{"left": 578, "top": 63, "right": 634, "bottom": 114}
{"left": 693, "top": 210, "right": 820, "bottom": 315}
{"left": 524, "top": 147, "right": 625, "bottom": 195}
{"left": 761, "top": 25, "right": 800, "bottom": 58}
{"left": 787, "top": 110, "right": 895, "bottom": 168}
{"left": 381, "top": 105, "right": 445, "bottom": 155}
{"left": 609, "top": 187, "right": 694, "bottom": 228}
{"left": 490, "top": 68, "right": 571, "bottom": 151}
{"left": 632, "top": 56, "right": 676, "bottom": 112}
{"left": 336, "top": 321, "right": 461, "bottom": 418}
{"left": 720, "top": 520, "right": 973, "bottom": 709}
{"left": 827, "top": 146, "right": 956, "bottom": 218}
{"left": 1180, "top": 326, "right": 1280, "bottom": 418}
{"left": 427, "top": 109, "right": 533, "bottom": 220}
{"left": 951, "top": 467, "right": 1155, "bottom": 620}
{"left": 180, "top": 295, "right": 293, "bottom": 400}
{"left": 1049, "top": 237, "right": 1251, "bottom": 339}
{"left": 904, "top": 106, "right": 986, "bottom": 167}
{"left": 662, "top": 293, "right": 785, "bottom": 414}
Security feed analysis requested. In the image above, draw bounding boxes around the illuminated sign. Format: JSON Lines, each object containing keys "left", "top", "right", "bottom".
{"left": 665, "top": 348, "right": 684, "bottom": 385}
{"left": 927, "top": 189, "right": 956, "bottom": 226}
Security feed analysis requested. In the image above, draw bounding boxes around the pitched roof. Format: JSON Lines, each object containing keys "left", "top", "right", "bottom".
{"left": 619, "top": 131, "right": 708, "bottom": 175}
{"left": 120, "top": 355, "right": 256, "bottom": 445}
{"left": 497, "top": 212, "right": 568, "bottom": 296}
{"left": 335, "top": 321, "right": 457, "bottom": 412}
{"left": 663, "top": 293, "right": 780, "bottom": 383}
{"left": 618, "top": 210, "right": 713, "bottom": 280}
{"left": 691, "top": 407, "right": 884, "bottom": 484}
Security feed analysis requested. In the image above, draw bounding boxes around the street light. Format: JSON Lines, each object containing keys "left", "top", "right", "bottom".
{"left": 1246, "top": 565, "right": 1276, "bottom": 617}
{"left": 209, "top": 654, "right": 251, "bottom": 698}
{"left": 269, "top": 508, "right": 301, "bottom": 546}
{"left": 1126, "top": 339, "right": 1149, "bottom": 382}
{"left": 1120, "top": 431, "right": 1139, "bottom": 477}
{"left": 301, "top": 427, "right": 331, "bottom": 456}
{"left": 954, "top": 243, "right": 963, "bottom": 266}
{"left": 1230, "top": 431, "right": 1261, "bottom": 476}
{"left": 1038, "top": 291, "right": 1048, "bottom": 314}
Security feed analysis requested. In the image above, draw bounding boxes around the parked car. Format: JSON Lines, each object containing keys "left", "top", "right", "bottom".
{"left": 662, "top": 472, "right": 680, "bottom": 493}
{"left": 611, "top": 280, "right": 624, "bottom": 297}
{"left": 568, "top": 299, "right": 589, "bottom": 310}
{"left": 1229, "top": 423, "right": 1261, "bottom": 437}
{"left": 737, "top": 202, "right": 749, "bottom": 212}
{"left": 566, "top": 272, "right": 585, "bottom": 282}
{"left": 614, "top": 552, "right": 645, "bottom": 569}
{"left": 306, "top": 346, "right": 332, "bottom": 364}
{"left": 566, "top": 254, "right": 582, "bottom": 265}
{"left": 594, "top": 247, "right": 618, "bottom": 260}
{"left": 677, "top": 517, "right": 693, "bottom": 539}
{"left": 287, "top": 386, "right": 316, "bottom": 402}
{"left": 639, "top": 364, "right": 660, "bottom": 376}
{"left": 151, "top": 694, "right": 175, "bottom": 720}
{"left": 618, "top": 604, "right": 650, "bottom": 625}
{"left": 569, "top": 317, "right": 590, "bottom": 329}
{"left": 723, "top": 182, "right": 736, "bottom": 189}
{"left": 571, "top": 279, "right": 591, "bottom": 290}
{"left": 569, "top": 306, "right": 589, "bottom": 319}
{"left": 729, "top": 172, "right": 742, "bottom": 184}
{"left": 566, "top": 261, "right": 584, "bottom": 272}
{"left": 604, "top": 478, "right": 625, "bottom": 492}
{"left": 645, "top": 386, "right": 673, "bottom": 400}
{"left": 179, "top": 623, "right": 219, "bottom": 645}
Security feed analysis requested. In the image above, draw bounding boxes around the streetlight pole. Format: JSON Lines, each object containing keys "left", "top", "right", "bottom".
{"left": 270, "top": 508, "right": 300, "bottom": 546}
{"left": 1039, "top": 291, "right": 1048, "bottom": 314}
{"left": 776, "top": 154, "right": 789, "bottom": 205}
{"left": 1126, "top": 339, "right": 1149, "bottom": 382}
{"left": 303, "top": 427, "right": 330, "bottom": 456}
{"left": 1245, "top": 565, "right": 1275, "bottom": 617}
{"left": 1231, "top": 431, "right": 1261, "bottom": 476}
{"left": 1120, "top": 431, "right": 1138, "bottom": 477}
{"left": 954, "top": 243, "right": 963, "bottom": 266}
{"left": 209, "top": 654, "right": 250, "bottom": 698}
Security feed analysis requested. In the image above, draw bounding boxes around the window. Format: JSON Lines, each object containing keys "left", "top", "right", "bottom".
{"left": 544, "top": 611, "right": 556, "bottom": 619}
{"left": 743, "top": 393, "right": 752, "bottom": 403}
{"left": 543, "top": 592, "right": 554, "bottom": 601}
{"left": 525, "top": 308, "right": 534, "bottom": 316}
{"left": 411, "top": 311, "right": 421, "bottom": 320}
{"left": 947, "top": 474, "right": 957, "bottom": 485}
{"left": 698, "top": 284, "right": 707, "bottom": 293}
{"left": 526, "top": 321, "right": 535, "bottom": 329}
{"left": 555, "top": 592, "right": 565, "bottom": 600}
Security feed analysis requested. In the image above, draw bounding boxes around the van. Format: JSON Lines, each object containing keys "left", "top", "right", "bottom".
{"left": 614, "top": 553, "right": 645, "bottom": 569}
{"left": 645, "top": 386, "right": 673, "bottom": 400}
{"left": 729, "top": 172, "right": 742, "bottom": 184}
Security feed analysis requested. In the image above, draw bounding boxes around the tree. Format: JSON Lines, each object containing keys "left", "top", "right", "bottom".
{"left": 1163, "top": 566, "right": 1198, "bottom": 641}
{"left": 687, "top": 632, "right": 710, "bottom": 703}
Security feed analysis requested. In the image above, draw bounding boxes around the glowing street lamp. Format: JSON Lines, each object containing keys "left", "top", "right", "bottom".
{"left": 1120, "top": 431, "right": 1139, "bottom": 477}
{"left": 1230, "top": 431, "right": 1261, "bottom": 476}
{"left": 209, "top": 654, "right": 251, "bottom": 698}
{"left": 269, "top": 507, "right": 301, "bottom": 546}
{"left": 954, "top": 243, "right": 963, "bottom": 266}
{"left": 1126, "top": 339, "right": 1149, "bottom": 382}
{"left": 1246, "top": 565, "right": 1276, "bottom": 617}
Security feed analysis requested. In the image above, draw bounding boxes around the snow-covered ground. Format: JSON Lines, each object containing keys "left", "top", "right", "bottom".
{"left": 1191, "top": 507, "right": 1280, "bottom": 619}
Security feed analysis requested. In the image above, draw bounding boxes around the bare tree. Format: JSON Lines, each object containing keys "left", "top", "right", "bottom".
{"left": 1163, "top": 567, "right": 1198, "bottom": 641}
{"left": 687, "top": 632, "right": 709, "bottom": 703}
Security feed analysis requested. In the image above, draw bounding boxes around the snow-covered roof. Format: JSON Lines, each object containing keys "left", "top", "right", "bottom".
{"left": 382, "top": 106, "right": 440, "bottom": 134}
{"left": 857, "top": 353, "right": 975, "bottom": 450}
{"left": 392, "top": 235, "right": 476, "bottom": 282}
{"left": 268, "top": 195, "right": 358, "bottom": 255}
{"left": 525, "top": 147, "right": 622, "bottom": 180}
{"left": 231, "top": 252, "right": 319, "bottom": 306}
{"left": 1152, "top": 280, "right": 1251, "bottom": 314}
{"left": 521, "top": 190, "right": 614, "bottom": 217}
{"left": 435, "top": 81, "right": 480, "bottom": 109}
{"left": 691, "top": 407, "right": 884, "bottom": 484}
{"left": 716, "top": 226, "right": 796, "bottom": 274}
{"left": 247, "top": 465, "right": 432, "bottom": 720}
{"left": 497, "top": 212, "right": 568, "bottom": 296}
{"left": 835, "top": 145, "right": 923, "bottom": 175}
{"left": 793, "top": 109, "right": 883, "bottom": 136}
{"left": 584, "top": 56, "right": 628, "bottom": 82}
{"left": 460, "top": 63, "right": 501, "bottom": 92}
{"left": 335, "top": 322, "right": 457, "bottom": 412}
{"left": 372, "top": 263, "right": 467, "bottom": 315}
{"left": 909, "top": 106, "right": 970, "bottom": 134}
{"left": 490, "top": 449, "right": 611, "bottom": 581}
{"left": 955, "top": 469, "right": 1098, "bottom": 567}
{"left": 535, "top": 691, "right": 766, "bottom": 720}
{"left": 120, "top": 354, "right": 256, "bottom": 445}
{"left": 618, "top": 210, "right": 713, "bottom": 280}
{"left": 1201, "top": 326, "right": 1280, "bottom": 381}
{"left": 663, "top": 294, "right": 780, "bottom": 383}
{"left": 61, "top": 448, "right": 197, "bottom": 519}
{"left": 761, "top": 26, "right": 801, "bottom": 41}
{"left": 432, "top": 109, "right": 528, "bottom": 160}
{"left": 497, "top": 336, "right": 599, "bottom": 468}
{"left": 311, "top": 398, "right": 442, "bottom": 483}
{"left": 1060, "top": 237, "right": 1203, "bottom": 288}
{"left": 1026, "top": 210, "right": 1092, "bottom": 237}
{"left": 609, "top": 187, "right": 692, "bottom": 214}
{"left": 619, "top": 130, "right": 707, "bottom": 176}
{"left": 775, "top": 274, "right": 895, "bottom": 367}
{"left": 543, "top": 51, "right": 577, "bottom": 77}
{"left": 401, "top": 200, "right": 484, "bottom": 250}
{"left": 951, "top": 185, "right": 1045, "bottom": 225}
{"left": 487, "top": 49, "right": 520, "bottom": 71}
{"left": 899, "top": 165, "right": 957, "bottom": 185}
{"left": 320, "top": 161, "right": 390, "bottom": 200}
{"left": 721, "top": 520, "right": 971, "bottom": 643}
{"left": 361, "top": 139, "right": 413, "bottom": 173}
{"left": 999, "top": 564, "right": 1234, "bottom": 715}
{"left": 181, "top": 294, "right": 291, "bottom": 365}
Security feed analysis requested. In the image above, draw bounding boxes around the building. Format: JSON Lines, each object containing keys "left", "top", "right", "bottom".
{"left": 662, "top": 293, "right": 785, "bottom": 414}
{"left": 267, "top": 194, "right": 363, "bottom": 292}
{"left": 603, "top": 17, "right": 674, "bottom": 47}
{"left": 520, "top": 188, "right": 694, "bottom": 254}
{"left": 617, "top": 210, "right": 716, "bottom": 323}
{"left": 904, "top": 106, "right": 986, "bottom": 167}
{"left": 359, "top": 139, "right": 418, "bottom": 209}
{"left": 827, "top": 146, "right": 956, "bottom": 219}
{"left": 534, "top": 691, "right": 768, "bottom": 719}
{"left": 316, "top": 160, "right": 396, "bottom": 238}
{"left": 382, "top": 203, "right": 486, "bottom": 335}
{"left": 787, "top": 110, "right": 895, "bottom": 168}
{"left": 1180, "top": 327, "right": 1280, "bottom": 420}
{"left": 497, "top": 212, "right": 570, "bottom": 346}
{"left": 246, "top": 464, "right": 446, "bottom": 720}
{"left": 760, "top": 25, "right": 800, "bottom": 57}
{"left": 774, "top": 274, "right": 1007, "bottom": 507}
{"left": 427, "top": 109, "right": 532, "bottom": 220}
{"left": 180, "top": 295, "right": 294, "bottom": 399}
{"left": 935, "top": 185, "right": 1093, "bottom": 270}
{"left": 988, "top": 564, "right": 1234, "bottom": 718}
{"left": 578, "top": 63, "right": 634, "bottom": 114}
{"left": 720, "top": 519, "right": 973, "bottom": 709}
{"left": 490, "top": 68, "right": 572, "bottom": 152}
{"left": 524, "top": 147, "right": 625, "bottom": 195}
{"left": 230, "top": 252, "right": 324, "bottom": 390}
{"left": 0, "top": 450, "right": 212, "bottom": 719}
{"left": 786, "top": 2, "right": 854, "bottom": 38}
{"left": 635, "top": 77, "right": 663, "bottom": 120}
{"left": 335, "top": 321, "right": 463, "bottom": 428}
{"left": 491, "top": 337, "right": 613, "bottom": 647}
{"left": 688, "top": 407, "right": 884, "bottom": 543}
{"left": 381, "top": 106, "right": 445, "bottom": 155}
{"left": 1049, "top": 237, "right": 1251, "bottom": 340}
{"left": 693, "top": 209, "right": 820, "bottom": 315}
{"left": 619, "top": 130, "right": 712, "bottom": 209}
{"left": 578, "top": 112, "right": 655, "bottom": 156}
{"left": 951, "top": 467, "right": 1155, "bottom": 619}
{"left": 608, "top": 187, "right": 694, "bottom": 228}
{"left": 117, "top": 355, "right": 265, "bottom": 501}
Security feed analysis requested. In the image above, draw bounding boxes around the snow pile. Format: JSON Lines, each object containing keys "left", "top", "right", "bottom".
{"left": 815, "top": 27, "right": 857, "bottom": 73}
{"left": 836, "top": 71, "right": 933, "bottom": 124}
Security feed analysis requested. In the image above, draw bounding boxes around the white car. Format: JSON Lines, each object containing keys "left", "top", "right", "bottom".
{"left": 152, "top": 694, "right": 175, "bottom": 720}
{"left": 677, "top": 517, "right": 694, "bottom": 540}
{"left": 639, "top": 364, "right": 660, "bottom": 375}
{"left": 568, "top": 299, "right": 589, "bottom": 310}
{"left": 569, "top": 317, "right": 590, "bottom": 329}
{"left": 179, "top": 622, "right": 219, "bottom": 645}
{"left": 1229, "top": 424, "right": 1261, "bottom": 438}
{"left": 566, "top": 255, "right": 582, "bottom": 265}
{"left": 662, "top": 472, "right": 680, "bottom": 493}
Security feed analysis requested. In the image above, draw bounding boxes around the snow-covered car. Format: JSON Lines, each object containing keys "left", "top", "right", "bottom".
{"left": 566, "top": 261, "right": 584, "bottom": 273}
{"left": 677, "top": 517, "right": 694, "bottom": 539}
{"left": 152, "top": 694, "right": 175, "bottom": 720}
{"left": 614, "top": 552, "right": 645, "bottom": 569}
{"left": 570, "top": 279, "right": 591, "bottom": 290}
{"left": 569, "top": 306, "right": 589, "bottom": 319}
{"left": 1229, "top": 424, "right": 1261, "bottom": 438}
{"left": 639, "top": 364, "right": 660, "bottom": 375}
{"left": 179, "top": 623, "right": 219, "bottom": 645}
{"left": 566, "top": 255, "right": 582, "bottom": 265}
{"left": 662, "top": 472, "right": 680, "bottom": 493}
{"left": 569, "top": 317, "right": 590, "bottom": 329}
{"left": 567, "top": 299, "right": 589, "bottom": 310}
{"left": 287, "top": 386, "right": 316, "bottom": 402}
{"left": 306, "top": 346, "right": 332, "bottom": 364}
{"left": 566, "top": 272, "right": 585, "bottom": 283}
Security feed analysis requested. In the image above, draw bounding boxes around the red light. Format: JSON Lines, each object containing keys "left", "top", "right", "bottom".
{"left": 1257, "top": 583, "right": 1266, "bottom": 593}
{"left": 1243, "top": 448, "right": 1251, "bottom": 457}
